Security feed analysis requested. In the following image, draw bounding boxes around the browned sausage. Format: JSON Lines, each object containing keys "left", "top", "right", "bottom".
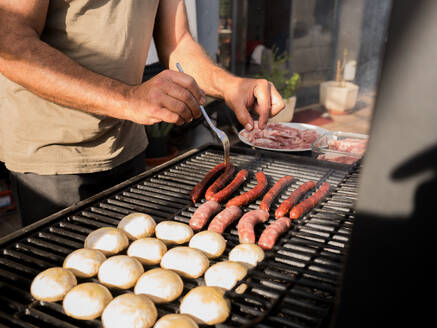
{"left": 189, "top": 200, "right": 222, "bottom": 231}
{"left": 191, "top": 162, "right": 226, "bottom": 203}
{"left": 259, "top": 175, "right": 294, "bottom": 212}
{"left": 237, "top": 209, "right": 269, "bottom": 244}
{"left": 258, "top": 217, "right": 292, "bottom": 250}
{"left": 210, "top": 169, "right": 248, "bottom": 202}
{"left": 226, "top": 172, "right": 268, "bottom": 208}
{"left": 289, "top": 182, "right": 330, "bottom": 219}
{"left": 207, "top": 206, "right": 242, "bottom": 233}
{"left": 205, "top": 163, "right": 235, "bottom": 201}
{"left": 274, "top": 181, "right": 316, "bottom": 218}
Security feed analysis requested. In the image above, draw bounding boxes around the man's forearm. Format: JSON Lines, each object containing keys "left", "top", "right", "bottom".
{"left": 162, "top": 32, "right": 239, "bottom": 100}
{"left": 154, "top": 0, "right": 284, "bottom": 130}
{"left": 0, "top": 25, "right": 130, "bottom": 120}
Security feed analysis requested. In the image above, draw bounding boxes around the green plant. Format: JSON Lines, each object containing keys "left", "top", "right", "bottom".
{"left": 145, "top": 122, "right": 174, "bottom": 138}
{"left": 259, "top": 48, "right": 301, "bottom": 99}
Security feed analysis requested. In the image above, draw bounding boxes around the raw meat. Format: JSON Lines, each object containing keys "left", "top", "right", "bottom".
{"left": 241, "top": 122, "right": 320, "bottom": 150}
{"left": 327, "top": 138, "right": 367, "bottom": 155}
{"left": 317, "top": 154, "right": 359, "bottom": 164}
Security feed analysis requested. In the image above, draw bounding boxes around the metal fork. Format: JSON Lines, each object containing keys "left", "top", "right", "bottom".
{"left": 176, "top": 63, "right": 230, "bottom": 165}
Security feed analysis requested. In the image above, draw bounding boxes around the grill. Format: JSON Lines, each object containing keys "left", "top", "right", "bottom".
{"left": 0, "top": 144, "right": 359, "bottom": 328}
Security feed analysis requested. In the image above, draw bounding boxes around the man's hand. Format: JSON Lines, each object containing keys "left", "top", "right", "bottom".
{"left": 154, "top": 0, "right": 285, "bottom": 130}
{"left": 223, "top": 77, "right": 285, "bottom": 130}
{"left": 125, "top": 70, "right": 205, "bottom": 126}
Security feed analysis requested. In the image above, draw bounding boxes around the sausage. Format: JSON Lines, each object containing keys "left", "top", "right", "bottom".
{"left": 189, "top": 200, "right": 222, "bottom": 231}
{"left": 226, "top": 172, "right": 268, "bottom": 208}
{"left": 237, "top": 209, "right": 269, "bottom": 244}
{"left": 259, "top": 175, "right": 294, "bottom": 212}
{"left": 207, "top": 206, "right": 243, "bottom": 234}
{"left": 210, "top": 169, "right": 248, "bottom": 203}
{"left": 274, "top": 181, "right": 316, "bottom": 218}
{"left": 257, "top": 217, "right": 292, "bottom": 250}
{"left": 191, "top": 162, "right": 226, "bottom": 203}
{"left": 289, "top": 182, "right": 331, "bottom": 219}
{"left": 205, "top": 163, "right": 235, "bottom": 201}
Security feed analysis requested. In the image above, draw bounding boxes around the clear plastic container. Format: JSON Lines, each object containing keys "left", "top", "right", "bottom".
{"left": 311, "top": 131, "right": 368, "bottom": 164}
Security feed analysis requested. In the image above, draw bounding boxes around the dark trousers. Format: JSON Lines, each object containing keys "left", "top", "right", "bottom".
{"left": 10, "top": 152, "right": 146, "bottom": 227}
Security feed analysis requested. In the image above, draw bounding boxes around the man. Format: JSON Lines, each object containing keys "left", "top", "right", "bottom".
{"left": 0, "top": 1, "right": 284, "bottom": 226}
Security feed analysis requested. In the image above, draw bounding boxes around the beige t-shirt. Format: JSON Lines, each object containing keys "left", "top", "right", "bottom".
{"left": 0, "top": 0, "right": 159, "bottom": 174}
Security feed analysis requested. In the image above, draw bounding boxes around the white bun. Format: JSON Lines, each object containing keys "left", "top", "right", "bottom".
{"left": 63, "top": 248, "right": 106, "bottom": 278}
{"left": 127, "top": 238, "right": 167, "bottom": 265}
{"left": 31, "top": 267, "right": 77, "bottom": 302}
{"left": 98, "top": 255, "right": 144, "bottom": 289}
{"left": 101, "top": 293, "right": 157, "bottom": 328}
{"left": 134, "top": 268, "right": 183, "bottom": 303}
{"left": 63, "top": 282, "right": 112, "bottom": 320}
{"left": 179, "top": 286, "right": 230, "bottom": 325}
{"left": 117, "top": 213, "right": 156, "bottom": 240}
{"left": 155, "top": 221, "right": 193, "bottom": 245}
{"left": 84, "top": 227, "right": 129, "bottom": 256}
{"left": 228, "top": 243, "right": 265, "bottom": 268}
{"left": 188, "top": 231, "right": 226, "bottom": 259}
{"left": 154, "top": 314, "right": 199, "bottom": 328}
{"left": 204, "top": 261, "right": 248, "bottom": 290}
{"left": 160, "top": 247, "right": 209, "bottom": 278}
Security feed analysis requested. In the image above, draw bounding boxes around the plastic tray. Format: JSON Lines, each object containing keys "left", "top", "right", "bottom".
{"left": 311, "top": 131, "right": 368, "bottom": 164}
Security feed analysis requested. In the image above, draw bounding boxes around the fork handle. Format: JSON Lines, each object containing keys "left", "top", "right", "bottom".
{"left": 176, "top": 63, "right": 216, "bottom": 130}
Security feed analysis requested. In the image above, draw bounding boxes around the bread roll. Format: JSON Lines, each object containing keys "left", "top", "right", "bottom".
{"left": 228, "top": 243, "right": 265, "bottom": 268}
{"left": 179, "top": 286, "right": 230, "bottom": 325}
{"left": 98, "top": 255, "right": 144, "bottom": 289}
{"left": 204, "top": 260, "right": 248, "bottom": 290}
{"left": 101, "top": 293, "right": 157, "bottom": 328}
{"left": 188, "top": 231, "right": 226, "bottom": 259}
{"left": 63, "top": 282, "right": 112, "bottom": 320}
{"left": 30, "top": 267, "right": 77, "bottom": 302}
{"left": 127, "top": 238, "right": 167, "bottom": 265}
{"left": 117, "top": 213, "right": 156, "bottom": 240}
{"left": 63, "top": 248, "right": 106, "bottom": 278}
{"left": 134, "top": 268, "right": 183, "bottom": 303}
{"left": 154, "top": 314, "right": 199, "bottom": 328}
{"left": 84, "top": 227, "right": 129, "bottom": 256}
{"left": 155, "top": 221, "right": 193, "bottom": 245}
{"left": 160, "top": 246, "right": 209, "bottom": 278}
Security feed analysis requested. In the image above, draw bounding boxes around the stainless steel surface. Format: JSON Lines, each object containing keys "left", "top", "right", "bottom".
{"left": 176, "top": 63, "right": 230, "bottom": 165}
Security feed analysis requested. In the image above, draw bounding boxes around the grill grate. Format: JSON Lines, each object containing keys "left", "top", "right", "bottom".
{"left": 0, "top": 145, "right": 359, "bottom": 328}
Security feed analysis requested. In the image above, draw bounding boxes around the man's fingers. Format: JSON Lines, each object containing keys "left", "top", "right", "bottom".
{"left": 269, "top": 82, "right": 285, "bottom": 115}
{"left": 162, "top": 82, "right": 201, "bottom": 120}
{"left": 149, "top": 105, "right": 185, "bottom": 125}
{"left": 253, "top": 80, "right": 272, "bottom": 129}
{"left": 233, "top": 102, "right": 254, "bottom": 131}
{"left": 162, "top": 70, "right": 206, "bottom": 107}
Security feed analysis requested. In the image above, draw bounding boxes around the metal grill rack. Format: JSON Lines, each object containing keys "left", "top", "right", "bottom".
{"left": 0, "top": 145, "right": 359, "bottom": 328}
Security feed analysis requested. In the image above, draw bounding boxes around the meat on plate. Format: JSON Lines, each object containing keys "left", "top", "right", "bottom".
{"left": 240, "top": 122, "right": 320, "bottom": 150}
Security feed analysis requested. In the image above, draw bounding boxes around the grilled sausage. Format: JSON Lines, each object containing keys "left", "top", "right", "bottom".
{"left": 259, "top": 175, "right": 294, "bottom": 212}
{"left": 257, "top": 217, "right": 292, "bottom": 250}
{"left": 226, "top": 172, "right": 268, "bottom": 208}
{"left": 191, "top": 162, "right": 227, "bottom": 204}
{"left": 207, "top": 206, "right": 242, "bottom": 234}
{"left": 289, "top": 182, "right": 330, "bottom": 219}
{"left": 205, "top": 163, "right": 235, "bottom": 201}
{"left": 189, "top": 200, "right": 221, "bottom": 231}
{"left": 237, "top": 209, "right": 269, "bottom": 244}
{"left": 274, "top": 181, "right": 316, "bottom": 218}
{"left": 210, "top": 169, "right": 248, "bottom": 203}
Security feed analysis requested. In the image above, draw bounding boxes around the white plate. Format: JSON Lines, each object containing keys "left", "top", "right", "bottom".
{"left": 238, "top": 122, "right": 328, "bottom": 152}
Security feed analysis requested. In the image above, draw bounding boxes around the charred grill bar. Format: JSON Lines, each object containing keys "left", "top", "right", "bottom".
{"left": 0, "top": 145, "right": 358, "bottom": 328}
